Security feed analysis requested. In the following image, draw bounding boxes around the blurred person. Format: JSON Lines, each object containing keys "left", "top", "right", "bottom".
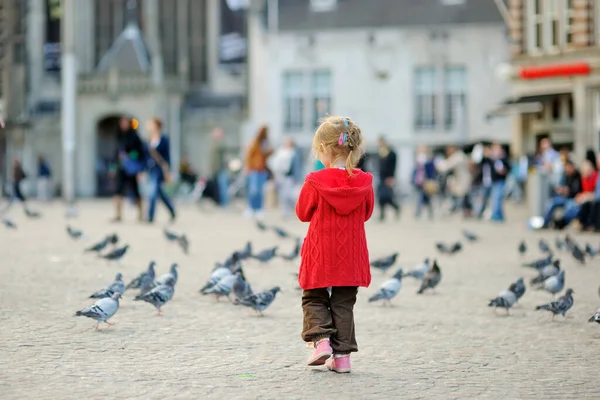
{"left": 178, "top": 155, "right": 198, "bottom": 194}
{"left": 356, "top": 153, "right": 368, "bottom": 172}
{"left": 537, "top": 137, "right": 562, "bottom": 188}
{"left": 489, "top": 143, "right": 510, "bottom": 222}
{"left": 145, "top": 117, "right": 176, "bottom": 223}
{"left": 411, "top": 145, "right": 436, "bottom": 220}
{"left": 6, "top": 158, "right": 29, "bottom": 212}
{"left": 557, "top": 160, "right": 598, "bottom": 228}
{"left": 112, "top": 116, "right": 145, "bottom": 222}
{"left": 37, "top": 154, "right": 52, "bottom": 201}
{"left": 297, "top": 116, "right": 373, "bottom": 373}
{"left": 541, "top": 159, "right": 581, "bottom": 228}
{"left": 244, "top": 125, "right": 273, "bottom": 220}
{"left": 476, "top": 145, "right": 493, "bottom": 219}
{"left": 436, "top": 145, "right": 472, "bottom": 217}
{"left": 376, "top": 136, "right": 400, "bottom": 221}
{"left": 209, "top": 128, "right": 229, "bottom": 207}
{"left": 586, "top": 148, "right": 598, "bottom": 171}
{"left": 269, "top": 137, "right": 303, "bottom": 218}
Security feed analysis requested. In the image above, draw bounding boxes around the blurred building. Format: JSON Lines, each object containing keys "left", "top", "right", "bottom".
{"left": 497, "top": 0, "right": 600, "bottom": 160}
{"left": 1, "top": 0, "right": 248, "bottom": 197}
{"left": 248, "top": 0, "right": 510, "bottom": 185}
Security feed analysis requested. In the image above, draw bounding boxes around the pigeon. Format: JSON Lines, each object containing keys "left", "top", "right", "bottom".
{"left": 462, "top": 230, "right": 478, "bottom": 242}
{"left": 163, "top": 228, "right": 180, "bottom": 242}
{"left": 272, "top": 226, "right": 290, "bottom": 238}
{"left": 588, "top": 308, "right": 600, "bottom": 324}
{"left": 522, "top": 253, "right": 553, "bottom": 270}
{"left": 201, "top": 273, "right": 238, "bottom": 300}
{"left": 417, "top": 260, "right": 441, "bottom": 294}
{"left": 237, "top": 241, "right": 252, "bottom": 260}
{"left": 178, "top": 235, "right": 189, "bottom": 254}
{"left": 155, "top": 263, "right": 178, "bottom": 286}
{"left": 25, "top": 209, "right": 41, "bottom": 218}
{"left": 436, "top": 242, "right": 462, "bottom": 255}
{"left": 518, "top": 241, "right": 527, "bottom": 256}
{"left": 402, "top": 259, "right": 430, "bottom": 280}
{"left": 565, "top": 234, "right": 576, "bottom": 251}
{"left": 585, "top": 243, "right": 599, "bottom": 258}
{"left": 89, "top": 273, "right": 126, "bottom": 299}
{"left": 280, "top": 239, "right": 301, "bottom": 262}
{"left": 74, "top": 292, "right": 121, "bottom": 331}
{"left": 508, "top": 278, "right": 526, "bottom": 302}
{"left": 368, "top": 268, "right": 403, "bottom": 306}
{"left": 538, "top": 239, "right": 551, "bottom": 254}
{"left": 223, "top": 251, "right": 242, "bottom": 270}
{"left": 530, "top": 259, "right": 561, "bottom": 286}
{"left": 134, "top": 277, "right": 175, "bottom": 316}
{"left": 85, "top": 237, "right": 110, "bottom": 253}
{"left": 100, "top": 245, "right": 129, "bottom": 262}
{"left": 488, "top": 289, "right": 518, "bottom": 315}
{"left": 107, "top": 233, "right": 119, "bottom": 245}
{"left": 252, "top": 246, "right": 278, "bottom": 264}
{"left": 256, "top": 221, "right": 268, "bottom": 231}
{"left": 199, "top": 267, "right": 233, "bottom": 294}
{"left": 232, "top": 273, "right": 253, "bottom": 300}
{"left": 66, "top": 225, "right": 84, "bottom": 239}
{"left": 538, "top": 270, "right": 565, "bottom": 297}
{"left": 2, "top": 218, "right": 16, "bottom": 229}
{"left": 234, "top": 286, "right": 281, "bottom": 315}
{"left": 370, "top": 252, "right": 399, "bottom": 273}
{"left": 571, "top": 243, "right": 586, "bottom": 264}
{"left": 535, "top": 288, "right": 574, "bottom": 320}
{"left": 126, "top": 261, "right": 156, "bottom": 293}
{"left": 555, "top": 237, "right": 566, "bottom": 251}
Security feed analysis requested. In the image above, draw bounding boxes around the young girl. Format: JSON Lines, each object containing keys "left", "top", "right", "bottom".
{"left": 296, "top": 116, "right": 374, "bottom": 373}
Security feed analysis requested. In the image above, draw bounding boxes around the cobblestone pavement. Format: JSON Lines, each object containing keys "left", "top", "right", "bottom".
{"left": 1, "top": 201, "right": 600, "bottom": 399}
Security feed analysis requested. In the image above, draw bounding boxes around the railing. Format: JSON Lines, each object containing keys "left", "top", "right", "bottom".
{"left": 77, "top": 71, "right": 184, "bottom": 94}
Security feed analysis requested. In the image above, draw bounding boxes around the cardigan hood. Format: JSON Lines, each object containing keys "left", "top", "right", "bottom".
{"left": 305, "top": 169, "right": 373, "bottom": 215}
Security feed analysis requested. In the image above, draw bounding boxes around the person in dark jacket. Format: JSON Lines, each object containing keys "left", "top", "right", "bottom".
{"left": 112, "top": 116, "right": 145, "bottom": 222}
{"left": 542, "top": 159, "right": 581, "bottom": 228}
{"left": 489, "top": 142, "right": 510, "bottom": 222}
{"left": 377, "top": 136, "right": 400, "bottom": 221}
{"left": 37, "top": 155, "right": 52, "bottom": 201}
{"left": 145, "top": 117, "right": 175, "bottom": 223}
{"left": 356, "top": 153, "right": 368, "bottom": 172}
{"left": 11, "top": 158, "right": 27, "bottom": 204}
{"left": 412, "top": 145, "right": 437, "bottom": 219}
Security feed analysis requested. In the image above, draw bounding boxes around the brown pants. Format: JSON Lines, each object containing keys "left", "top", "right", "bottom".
{"left": 301, "top": 286, "right": 358, "bottom": 354}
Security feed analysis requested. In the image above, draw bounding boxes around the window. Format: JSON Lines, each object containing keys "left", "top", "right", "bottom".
{"left": 548, "top": 0, "right": 560, "bottom": 49}
{"left": 443, "top": 66, "right": 467, "bottom": 130}
{"left": 528, "top": 0, "right": 581, "bottom": 53}
{"left": 310, "top": 0, "right": 337, "bottom": 12}
{"left": 283, "top": 72, "right": 305, "bottom": 131}
{"left": 530, "top": 0, "right": 544, "bottom": 51}
{"left": 565, "top": 0, "right": 575, "bottom": 46}
{"left": 311, "top": 70, "right": 332, "bottom": 128}
{"left": 414, "top": 67, "right": 437, "bottom": 130}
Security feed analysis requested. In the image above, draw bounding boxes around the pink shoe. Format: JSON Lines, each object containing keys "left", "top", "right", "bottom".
{"left": 326, "top": 355, "right": 351, "bottom": 373}
{"left": 307, "top": 339, "right": 332, "bottom": 366}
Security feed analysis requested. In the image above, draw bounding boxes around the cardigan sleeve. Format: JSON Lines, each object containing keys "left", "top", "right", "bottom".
{"left": 365, "top": 186, "right": 375, "bottom": 221}
{"left": 296, "top": 181, "right": 318, "bottom": 222}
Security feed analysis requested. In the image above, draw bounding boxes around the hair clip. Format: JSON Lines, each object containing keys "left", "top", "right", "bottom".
{"left": 338, "top": 132, "right": 344, "bottom": 146}
{"left": 344, "top": 118, "right": 349, "bottom": 127}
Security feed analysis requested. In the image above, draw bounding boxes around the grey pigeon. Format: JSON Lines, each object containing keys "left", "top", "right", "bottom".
{"left": 74, "top": 292, "right": 121, "bottom": 331}
{"left": 555, "top": 237, "right": 566, "bottom": 251}
{"left": 508, "top": 277, "right": 526, "bottom": 302}
{"left": 538, "top": 270, "right": 565, "bottom": 297}
{"left": 25, "top": 209, "right": 41, "bottom": 219}
{"left": 163, "top": 228, "right": 180, "bottom": 242}
{"left": 252, "top": 246, "right": 278, "bottom": 264}
{"left": 571, "top": 243, "right": 586, "bottom": 264}
{"left": 488, "top": 289, "right": 518, "bottom": 315}
{"left": 522, "top": 253, "right": 552, "bottom": 270}
{"left": 403, "top": 258, "right": 430, "bottom": 280}
{"left": 232, "top": 273, "right": 253, "bottom": 300}
{"left": 155, "top": 263, "right": 179, "bottom": 286}
{"left": 436, "top": 242, "right": 462, "bottom": 255}
{"left": 370, "top": 252, "right": 399, "bottom": 273}
{"left": 89, "top": 273, "right": 126, "bottom": 299}
{"left": 518, "top": 240, "right": 527, "bottom": 255}
{"left": 535, "top": 288, "right": 574, "bottom": 320}
{"left": 538, "top": 239, "right": 551, "bottom": 254}
{"left": 126, "top": 261, "right": 156, "bottom": 293}
{"left": 66, "top": 225, "right": 84, "bottom": 239}
{"left": 417, "top": 260, "right": 441, "bottom": 294}
{"left": 237, "top": 241, "right": 252, "bottom": 260}
{"left": 202, "top": 273, "right": 238, "bottom": 300}
{"left": 178, "top": 235, "right": 189, "bottom": 254}
{"left": 588, "top": 308, "right": 600, "bottom": 324}
{"left": 199, "top": 267, "right": 233, "bottom": 294}
{"left": 85, "top": 237, "right": 110, "bottom": 253}
{"left": 223, "top": 251, "right": 242, "bottom": 270}
{"left": 234, "top": 286, "right": 281, "bottom": 315}
{"left": 585, "top": 243, "right": 599, "bottom": 258}
{"left": 280, "top": 239, "right": 301, "bottom": 262}
{"left": 368, "top": 268, "right": 403, "bottom": 306}
{"left": 272, "top": 226, "right": 290, "bottom": 238}
{"left": 2, "top": 218, "right": 16, "bottom": 229}
{"left": 134, "top": 277, "right": 175, "bottom": 316}
{"left": 462, "top": 230, "right": 478, "bottom": 242}
{"left": 530, "top": 259, "right": 560, "bottom": 286}
{"left": 100, "top": 244, "right": 129, "bottom": 262}
{"left": 256, "top": 221, "right": 268, "bottom": 231}
{"left": 107, "top": 233, "right": 119, "bottom": 245}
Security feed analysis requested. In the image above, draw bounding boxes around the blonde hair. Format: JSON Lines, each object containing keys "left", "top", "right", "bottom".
{"left": 313, "top": 115, "right": 363, "bottom": 175}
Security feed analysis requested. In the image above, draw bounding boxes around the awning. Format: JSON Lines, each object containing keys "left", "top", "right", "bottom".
{"left": 486, "top": 93, "right": 569, "bottom": 120}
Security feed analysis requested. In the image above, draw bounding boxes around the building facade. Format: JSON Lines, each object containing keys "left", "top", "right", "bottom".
{"left": 247, "top": 0, "right": 511, "bottom": 186}
{"left": 1, "top": 0, "right": 248, "bottom": 197}
{"left": 504, "top": 0, "right": 600, "bottom": 160}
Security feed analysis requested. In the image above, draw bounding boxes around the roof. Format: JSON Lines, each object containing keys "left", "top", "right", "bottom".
{"left": 278, "top": 0, "right": 504, "bottom": 32}
{"left": 97, "top": 22, "right": 151, "bottom": 72}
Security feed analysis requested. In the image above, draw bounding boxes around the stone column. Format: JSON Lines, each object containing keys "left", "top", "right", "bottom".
{"left": 74, "top": 0, "right": 94, "bottom": 72}
{"left": 573, "top": 77, "right": 592, "bottom": 160}
{"left": 27, "top": 0, "right": 45, "bottom": 108}
{"left": 144, "top": 0, "right": 164, "bottom": 87}
{"left": 177, "top": 0, "right": 190, "bottom": 85}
